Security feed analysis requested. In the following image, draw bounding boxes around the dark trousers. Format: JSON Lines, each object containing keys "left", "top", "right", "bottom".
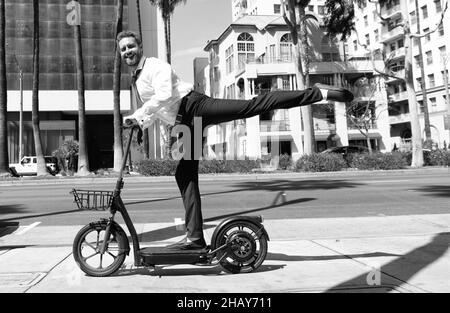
{"left": 175, "top": 87, "right": 323, "bottom": 240}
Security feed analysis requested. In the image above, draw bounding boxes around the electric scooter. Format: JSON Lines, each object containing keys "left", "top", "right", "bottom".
{"left": 71, "top": 126, "right": 269, "bottom": 277}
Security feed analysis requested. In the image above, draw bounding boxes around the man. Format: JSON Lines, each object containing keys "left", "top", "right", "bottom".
{"left": 118, "top": 31, "right": 354, "bottom": 250}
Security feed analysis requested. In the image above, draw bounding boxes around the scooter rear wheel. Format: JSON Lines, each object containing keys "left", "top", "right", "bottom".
{"left": 214, "top": 221, "right": 268, "bottom": 274}
{"left": 73, "top": 223, "right": 128, "bottom": 277}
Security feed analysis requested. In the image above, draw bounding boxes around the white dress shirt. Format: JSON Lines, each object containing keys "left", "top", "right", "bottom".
{"left": 124, "top": 56, "right": 193, "bottom": 129}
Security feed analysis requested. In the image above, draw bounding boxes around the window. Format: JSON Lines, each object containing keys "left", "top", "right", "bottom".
{"left": 273, "top": 4, "right": 281, "bottom": 14}
{"left": 428, "top": 74, "right": 435, "bottom": 88}
{"left": 280, "top": 33, "right": 293, "bottom": 62}
{"left": 374, "top": 29, "right": 379, "bottom": 42}
{"left": 225, "top": 44, "right": 234, "bottom": 74}
{"left": 430, "top": 97, "right": 437, "bottom": 106}
{"left": 418, "top": 100, "right": 424, "bottom": 113}
{"left": 237, "top": 33, "right": 255, "bottom": 70}
{"left": 397, "top": 39, "right": 404, "bottom": 48}
{"left": 442, "top": 70, "right": 449, "bottom": 83}
{"left": 421, "top": 5, "right": 428, "bottom": 19}
{"left": 438, "top": 24, "right": 445, "bottom": 36}
{"left": 426, "top": 51, "right": 433, "bottom": 65}
{"left": 410, "top": 11, "right": 416, "bottom": 24}
{"left": 423, "top": 28, "right": 430, "bottom": 42}
{"left": 308, "top": 5, "right": 314, "bottom": 12}
{"left": 435, "top": 0, "right": 442, "bottom": 13}
{"left": 353, "top": 40, "right": 358, "bottom": 51}
{"left": 439, "top": 46, "right": 447, "bottom": 62}
{"left": 365, "top": 34, "right": 370, "bottom": 46}
{"left": 414, "top": 55, "right": 422, "bottom": 68}
{"left": 390, "top": 43, "right": 396, "bottom": 52}
{"left": 318, "top": 5, "right": 325, "bottom": 15}
{"left": 281, "top": 76, "right": 291, "bottom": 90}
{"left": 364, "top": 15, "right": 368, "bottom": 27}
{"left": 416, "top": 77, "right": 423, "bottom": 89}
{"left": 213, "top": 67, "right": 219, "bottom": 82}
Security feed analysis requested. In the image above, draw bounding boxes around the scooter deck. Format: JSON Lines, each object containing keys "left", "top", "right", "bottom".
{"left": 140, "top": 246, "right": 209, "bottom": 265}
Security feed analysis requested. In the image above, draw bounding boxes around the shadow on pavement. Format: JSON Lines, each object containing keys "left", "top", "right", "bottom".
{"left": 266, "top": 252, "right": 401, "bottom": 262}
{"left": 134, "top": 197, "right": 316, "bottom": 243}
{"left": 414, "top": 185, "right": 450, "bottom": 198}
{"left": 113, "top": 263, "right": 285, "bottom": 277}
{"left": 324, "top": 232, "right": 450, "bottom": 293}
{"left": 0, "top": 205, "right": 29, "bottom": 216}
{"left": 0, "top": 209, "right": 81, "bottom": 223}
{"left": 0, "top": 221, "right": 20, "bottom": 238}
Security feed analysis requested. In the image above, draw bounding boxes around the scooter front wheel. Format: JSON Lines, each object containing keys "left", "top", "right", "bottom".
{"left": 73, "top": 222, "right": 128, "bottom": 277}
{"left": 214, "top": 220, "right": 268, "bottom": 274}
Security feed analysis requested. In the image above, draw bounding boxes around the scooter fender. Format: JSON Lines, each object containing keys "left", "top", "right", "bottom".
{"left": 210, "top": 215, "right": 270, "bottom": 249}
{"left": 90, "top": 220, "right": 130, "bottom": 256}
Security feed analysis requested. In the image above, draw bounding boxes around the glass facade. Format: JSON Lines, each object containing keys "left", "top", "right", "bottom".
{"left": 5, "top": 0, "right": 129, "bottom": 91}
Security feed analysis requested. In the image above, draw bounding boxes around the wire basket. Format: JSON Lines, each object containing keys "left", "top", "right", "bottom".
{"left": 71, "top": 189, "right": 114, "bottom": 211}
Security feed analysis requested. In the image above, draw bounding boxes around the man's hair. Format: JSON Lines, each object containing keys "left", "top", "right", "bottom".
{"left": 116, "top": 30, "right": 143, "bottom": 47}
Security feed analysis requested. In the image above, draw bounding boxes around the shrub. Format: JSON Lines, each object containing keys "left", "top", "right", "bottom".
{"left": 278, "top": 153, "right": 293, "bottom": 170}
{"left": 348, "top": 152, "right": 407, "bottom": 170}
{"left": 134, "top": 159, "right": 178, "bottom": 176}
{"left": 295, "top": 153, "right": 348, "bottom": 172}
{"left": 426, "top": 149, "right": 450, "bottom": 166}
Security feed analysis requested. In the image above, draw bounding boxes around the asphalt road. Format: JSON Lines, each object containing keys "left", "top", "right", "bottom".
{"left": 0, "top": 172, "right": 449, "bottom": 227}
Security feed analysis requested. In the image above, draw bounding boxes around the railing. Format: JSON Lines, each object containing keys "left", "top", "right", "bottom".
{"left": 381, "top": 4, "right": 401, "bottom": 18}
{"left": 347, "top": 121, "right": 378, "bottom": 130}
{"left": 388, "top": 91, "right": 408, "bottom": 102}
{"left": 260, "top": 120, "right": 291, "bottom": 132}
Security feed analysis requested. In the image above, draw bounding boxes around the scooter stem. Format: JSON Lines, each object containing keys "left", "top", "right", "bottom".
{"left": 115, "top": 126, "right": 138, "bottom": 193}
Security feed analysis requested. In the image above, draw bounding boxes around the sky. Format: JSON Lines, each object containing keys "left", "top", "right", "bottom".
{"left": 170, "top": 0, "right": 232, "bottom": 84}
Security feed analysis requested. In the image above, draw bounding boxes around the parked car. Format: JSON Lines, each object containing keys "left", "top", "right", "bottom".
{"left": 321, "top": 145, "right": 369, "bottom": 160}
{"left": 9, "top": 156, "right": 59, "bottom": 176}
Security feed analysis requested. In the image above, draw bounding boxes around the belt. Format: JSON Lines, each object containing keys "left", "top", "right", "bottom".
{"left": 174, "top": 90, "right": 194, "bottom": 125}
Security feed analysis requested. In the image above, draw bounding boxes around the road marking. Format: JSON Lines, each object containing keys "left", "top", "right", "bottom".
{"left": 359, "top": 180, "right": 410, "bottom": 184}
{"left": 14, "top": 222, "right": 41, "bottom": 235}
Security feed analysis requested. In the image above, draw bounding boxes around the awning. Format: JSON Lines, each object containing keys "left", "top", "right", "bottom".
{"left": 315, "top": 133, "right": 340, "bottom": 141}
{"left": 348, "top": 132, "right": 382, "bottom": 140}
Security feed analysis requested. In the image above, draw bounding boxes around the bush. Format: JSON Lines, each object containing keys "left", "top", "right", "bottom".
{"left": 426, "top": 149, "right": 450, "bottom": 166}
{"left": 135, "top": 159, "right": 261, "bottom": 176}
{"left": 348, "top": 152, "right": 407, "bottom": 170}
{"left": 278, "top": 153, "right": 293, "bottom": 170}
{"left": 134, "top": 159, "right": 178, "bottom": 176}
{"left": 295, "top": 153, "right": 348, "bottom": 172}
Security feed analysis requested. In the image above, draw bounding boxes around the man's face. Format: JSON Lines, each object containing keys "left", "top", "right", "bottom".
{"left": 118, "top": 37, "right": 142, "bottom": 67}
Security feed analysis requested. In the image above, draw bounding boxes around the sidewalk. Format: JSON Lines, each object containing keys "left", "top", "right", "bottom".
{"left": 0, "top": 214, "right": 449, "bottom": 293}
{"left": 0, "top": 166, "right": 448, "bottom": 186}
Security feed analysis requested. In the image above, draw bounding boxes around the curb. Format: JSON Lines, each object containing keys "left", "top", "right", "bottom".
{"left": 0, "top": 167, "right": 448, "bottom": 186}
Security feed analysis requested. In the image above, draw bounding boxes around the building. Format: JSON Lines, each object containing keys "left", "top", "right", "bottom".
{"left": 193, "top": 57, "right": 209, "bottom": 94}
{"left": 200, "top": 0, "right": 390, "bottom": 161}
{"left": 5, "top": 0, "right": 165, "bottom": 168}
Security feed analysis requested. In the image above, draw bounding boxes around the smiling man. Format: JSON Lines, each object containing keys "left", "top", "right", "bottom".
{"left": 117, "top": 30, "right": 354, "bottom": 250}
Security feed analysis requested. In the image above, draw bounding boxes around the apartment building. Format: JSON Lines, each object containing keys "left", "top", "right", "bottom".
{"left": 5, "top": 0, "right": 164, "bottom": 168}
{"left": 201, "top": 0, "right": 391, "bottom": 161}
{"left": 354, "top": 0, "right": 450, "bottom": 150}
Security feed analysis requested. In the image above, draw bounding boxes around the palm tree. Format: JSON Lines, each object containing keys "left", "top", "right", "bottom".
{"left": 113, "top": 0, "right": 124, "bottom": 172}
{"left": 136, "top": 0, "right": 150, "bottom": 159}
{"left": 280, "top": 0, "right": 316, "bottom": 154}
{"left": 31, "top": 0, "right": 48, "bottom": 176}
{"left": 324, "top": 0, "right": 448, "bottom": 167}
{"left": 73, "top": 0, "right": 90, "bottom": 176}
{"left": 148, "top": 0, "right": 187, "bottom": 158}
{"left": 0, "top": 0, "right": 8, "bottom": 175}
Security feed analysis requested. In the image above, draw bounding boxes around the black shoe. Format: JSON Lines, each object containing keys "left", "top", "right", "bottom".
{"left": 167, "top": 237, "right": 207, "bottom": 250}
{"left": 314, "top": 83, "right": 354, "bottom": 102}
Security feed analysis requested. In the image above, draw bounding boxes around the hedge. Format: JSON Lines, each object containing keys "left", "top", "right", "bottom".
{"left": 295, "top": 153, "right": 348, "bottom": 172}
{"left": 348, "top": 152, "right": 407, "bottom": 170}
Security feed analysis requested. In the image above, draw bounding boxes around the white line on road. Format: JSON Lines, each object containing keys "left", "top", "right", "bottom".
{"left": 14, "top": 222, "right": 41, "bottom": 235}
{"left": 358, "top": 180, "right": 410, "bottom": 184}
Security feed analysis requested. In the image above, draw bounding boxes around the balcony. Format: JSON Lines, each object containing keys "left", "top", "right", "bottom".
{"left": 388, "top": 91, "right": 408, "bottom": 102}
{"left": 260, "top": 120, "right": 291, "bottom": 132}
{"left": 386, "top": 47, "right": 405, "bottom": 60}
{"left": 347, "top": 121, "right": 378, "bottom": 130}
{"left": 389, "top": 113, "right": 411, "bottom": 124}
{"left": 380, "top": 4, "right": 402, "bottom": 19}
{"left": 380, "top": 27, "right": 404, "bottom": 43}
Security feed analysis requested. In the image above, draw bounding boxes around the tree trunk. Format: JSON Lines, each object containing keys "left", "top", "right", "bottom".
{"left": 74, "top": 11, "right": 90, "bottom": 176}
{"left": 113, "top": 0, "right": 124, "bottom": 171}
{"left": 136, "top": 0, "right": 149, "bottom": 159}
{"left": 32, "top": 0, "right": 48, "bottom": 176}
{"left": 402, "top": 0, "right": 423, "bottom": 167}
{"left": 0, "top": 0, "right": 9, "bottom": 175}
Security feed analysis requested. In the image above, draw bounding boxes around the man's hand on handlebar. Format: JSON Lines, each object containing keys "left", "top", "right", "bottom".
{"left": 123, "top": 118, "right": 143, "bottom": 145}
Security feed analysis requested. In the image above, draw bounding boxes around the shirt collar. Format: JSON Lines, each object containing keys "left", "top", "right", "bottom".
{"left": 132, "top": 56, "right": 146, "bottom": 79}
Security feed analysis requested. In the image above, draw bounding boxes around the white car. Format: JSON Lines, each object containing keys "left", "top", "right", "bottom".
{"left": 9, "top": 156, "right": 59, "bottom": 176}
